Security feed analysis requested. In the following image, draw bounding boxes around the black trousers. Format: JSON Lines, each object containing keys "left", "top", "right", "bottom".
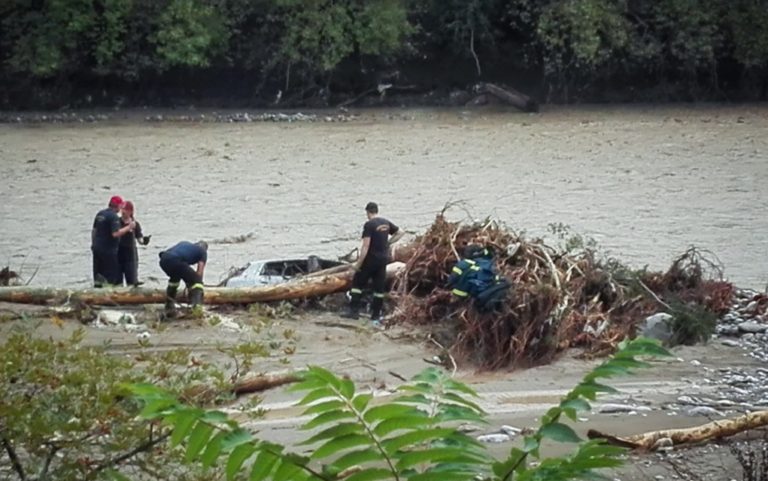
{"left": 351, "top": 257, "right": 387, "bottom": 294}
{"left": 159, "top": 254, "right": 201, "bottom": 288}
{"left": 350, "top": 257, "right": 387, "bottom": 318}
{"left": 118, "top": 248, "right": 138, "bottom": 286}
{"left": 92, "top": 247, "right": 120, "bottom": 287}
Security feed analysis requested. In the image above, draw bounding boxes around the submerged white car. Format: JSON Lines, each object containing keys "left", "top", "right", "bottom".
{"left": 221, "top": 256, "right": 346, "bottom": 287}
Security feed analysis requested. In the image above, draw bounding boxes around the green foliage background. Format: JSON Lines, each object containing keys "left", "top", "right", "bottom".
{"left": 1, "top": 0, "right": 767, "bottom": 107}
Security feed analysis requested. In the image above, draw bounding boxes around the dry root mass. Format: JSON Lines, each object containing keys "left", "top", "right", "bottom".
{"left": 390, "top": 214, "right": 733, "bottom": 369}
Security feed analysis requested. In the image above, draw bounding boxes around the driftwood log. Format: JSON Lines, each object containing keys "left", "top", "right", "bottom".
{"left": 0, "top": 262, "right": 405, "bottom": 306}
{"left": 182, "top": 372, "right": 302, "bottom": 404}
{"left": 588, "top": 410, "right": 768, "bottom": 450}
{"left": 474, "top": 82, "right": 539, "bottom": 113}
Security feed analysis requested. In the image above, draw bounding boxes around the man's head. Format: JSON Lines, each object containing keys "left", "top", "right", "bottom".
{"left": 463, "top": 244, "right": 483, "bottom": 259}
{"left": 463, "top": 244, "right": 490, "bottom": 259}
{"left": 108, "top": 195, "right": 125, "bottom": 211}
{"left": 365, "top": 202, "right": 378, "bottom": 220}
{"left": 196, "top": 240, "right": 209, "bottom": 252}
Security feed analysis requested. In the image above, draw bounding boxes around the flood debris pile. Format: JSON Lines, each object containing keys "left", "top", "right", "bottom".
{"left": 390, "top": 215, "right": 734, "bottom": 369}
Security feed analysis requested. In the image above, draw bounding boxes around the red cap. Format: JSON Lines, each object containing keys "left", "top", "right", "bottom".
{"left": 109, "top": 195, "right": 125, "bottom": 207}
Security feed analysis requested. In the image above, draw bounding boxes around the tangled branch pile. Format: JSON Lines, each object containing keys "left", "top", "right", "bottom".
{"left": 391, "top": 215, "right": 733, "bottom": 370}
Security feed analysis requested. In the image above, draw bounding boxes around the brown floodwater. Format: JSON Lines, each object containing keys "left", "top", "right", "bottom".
{"left": 1, "top": 105, "right": 766, "bottom": 288}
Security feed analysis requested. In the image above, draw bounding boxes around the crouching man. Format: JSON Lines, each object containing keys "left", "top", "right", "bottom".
{"left": 159, "top": 240, "right": 207, "bottom": 317}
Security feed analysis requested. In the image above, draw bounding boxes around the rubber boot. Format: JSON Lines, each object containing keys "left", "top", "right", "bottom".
{"left": 370, "top": 294, "right": 385, "bottom": 327}
{"left": 189, "top": 287, "right": 204, "bottom": 307}
{"left": 341, "top": 289, "right": 362, "bottom": 320}
{"left": 165, "top": 283, "right": 179, "bottom": 318}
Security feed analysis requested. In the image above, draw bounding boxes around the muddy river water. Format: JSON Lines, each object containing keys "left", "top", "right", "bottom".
{"left": 1, "top": 105, "right": 766, "bottom": 288}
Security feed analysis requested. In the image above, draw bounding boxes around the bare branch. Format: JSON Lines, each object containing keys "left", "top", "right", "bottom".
{"left": 88, "top": 432, "right": 171, "bottom": 479}
{"left": 1, "top": 436, "right": 26, "bottom": 481}
{"left": 37, "top": 445, "right": 60, "bottom": 481}
{"left": 469, "top": 27, "right": 482, "bottom": 76}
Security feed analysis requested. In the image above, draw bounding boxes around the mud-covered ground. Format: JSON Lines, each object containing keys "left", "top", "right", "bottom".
{"left": 0, "top": 302, "right": 764, "bottom": 480}
{"left": 1, "top": 105, "right": 767, "bottom": 288}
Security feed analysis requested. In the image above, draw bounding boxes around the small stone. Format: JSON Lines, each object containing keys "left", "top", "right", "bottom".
{"left": 738, "top": 321, "right": 768, "bottom": 333}
{"left": 477, "top": 433, "right": 510, "bottom": 443}
{"left": 721, "top": 339, "right": 741, "bottom": 347}
{"left": 718, "top": 325, "right": 740, "bottom": 336}
{"left": 690, "top": 360, "right": 701, "bottom": 366}
{"left": 686, "top": 406, "right": 724, "bottom": 417}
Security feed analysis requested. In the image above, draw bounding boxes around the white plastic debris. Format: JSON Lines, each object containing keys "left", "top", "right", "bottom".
{"left": 477, "top": 433, "right": 511, "bottom": 443}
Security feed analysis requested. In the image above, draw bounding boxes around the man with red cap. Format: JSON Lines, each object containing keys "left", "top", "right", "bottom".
{"left": 91, "top": 195, "right": 135, "bottom": 287}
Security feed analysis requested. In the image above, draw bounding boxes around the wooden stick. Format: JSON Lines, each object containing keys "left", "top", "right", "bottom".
{"left": 588, "top": 410, "right": 768, "bottom": 451}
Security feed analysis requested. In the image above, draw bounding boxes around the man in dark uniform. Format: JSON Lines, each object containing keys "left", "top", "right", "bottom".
{"left": 91, "top": 195, "right": 135, "bottom": 287}
{"left": 158, "top": 240, "right": 208, "bottom": 316}
{"left": 342, "top": 202, "right": 404, "bottom": 324}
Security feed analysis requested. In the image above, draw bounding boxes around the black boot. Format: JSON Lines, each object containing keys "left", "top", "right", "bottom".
{"left": 370, "top": 294, "right": 385, "bottom": 323}
{"left": 189, "top": 287, "right": 204, "bottom": 307}
{"left": 341, "top": 289, "right": 362, "bottom": 320}
{"left": 165, "top": 283, "right": 178, "bottom": 318}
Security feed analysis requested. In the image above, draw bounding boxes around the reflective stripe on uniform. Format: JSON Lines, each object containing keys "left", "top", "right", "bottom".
{"left": 168, "top": 281, "right": 180, "bottom": 287}
{"left": 452, "top": 288, "right": 469, "bottom": 297}
{"left": 190, "top": 283, "right": 204, "bottom": 291}
{"left": 452, "top": 266, "right": 463, "bottom": 275}
{"left": 373, "top": 292, "right": 386, "bottom": 298}
{"left": 350, "top": 288, "right": 363, "bottom": 294}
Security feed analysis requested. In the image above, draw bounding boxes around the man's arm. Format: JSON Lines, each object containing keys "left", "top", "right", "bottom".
{"left": 111, "top": 220, "right": 134, "bottom": 238}
{"left": 388, "top": 229, "right": 404, "bottom": 246}
{"left": 196, "top": 261, "right": 206, "bottom": 280}
{"left": 355, "top": 237, "right": 371, "bottom": 270}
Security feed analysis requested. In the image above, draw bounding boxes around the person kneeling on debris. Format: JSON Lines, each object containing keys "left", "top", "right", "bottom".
{"left": 447, "top": 244, "right": 509, "bottom": 313}
{"left": 159, "top": 240, "right": 208, "bottom": 316}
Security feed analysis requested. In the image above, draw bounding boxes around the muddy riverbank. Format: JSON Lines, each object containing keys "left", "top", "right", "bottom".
{"left": 1, "top": 302, "right": 765, "bottom": 481}
{"left": 1, "top": 105, "right": 767, "bottom": 289}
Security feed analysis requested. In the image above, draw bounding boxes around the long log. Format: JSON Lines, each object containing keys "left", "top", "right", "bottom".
{"left": 182, "top": 373, "right": 302, "bottom": 404}
{"left": 476, "top": 82, "right": 539, "bottom": 113}
{"left": 0, "top": 262, "right": 405, "bottom": 306}
{"left": 588, "top": 410, "right": 768, "bottom": 451}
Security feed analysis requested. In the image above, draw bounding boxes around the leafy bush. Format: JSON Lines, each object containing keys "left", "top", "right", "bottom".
{"left": 127, "top": 337, "right": 670, "bottom": 481}
{"left": 0, "top": 327, "right": 269, "bottom": 481}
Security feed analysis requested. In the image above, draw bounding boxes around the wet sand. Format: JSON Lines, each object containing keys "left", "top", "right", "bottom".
{"left": 0, "top": 305, "right": 759, "bottom": 480}
{"left": 1, "top": 105, "right": 767, "bottom": 288}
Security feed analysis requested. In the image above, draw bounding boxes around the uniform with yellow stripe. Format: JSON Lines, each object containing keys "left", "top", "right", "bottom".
{"left": 447, "top": 245, "right": 510, "bottom": 312}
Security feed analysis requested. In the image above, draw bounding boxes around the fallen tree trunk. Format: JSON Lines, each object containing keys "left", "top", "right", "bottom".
{"left": 475, "top": 82, "right": 539, "bottom": 113}
{"left": 588, "top": 409, "right": 768, "bottom": 450}
{"left": 181, "top": 372, "right": 301, "bottom": 405}
{"left": 0, "top": 262, "right": 405, "bottom": 306}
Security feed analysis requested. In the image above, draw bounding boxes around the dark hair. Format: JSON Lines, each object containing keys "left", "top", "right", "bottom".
{"left": 365, "top": 202, "right": 379, "bottom": 214}
{"left": 196, "top": 240, "right": 209, "bottom": 251}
